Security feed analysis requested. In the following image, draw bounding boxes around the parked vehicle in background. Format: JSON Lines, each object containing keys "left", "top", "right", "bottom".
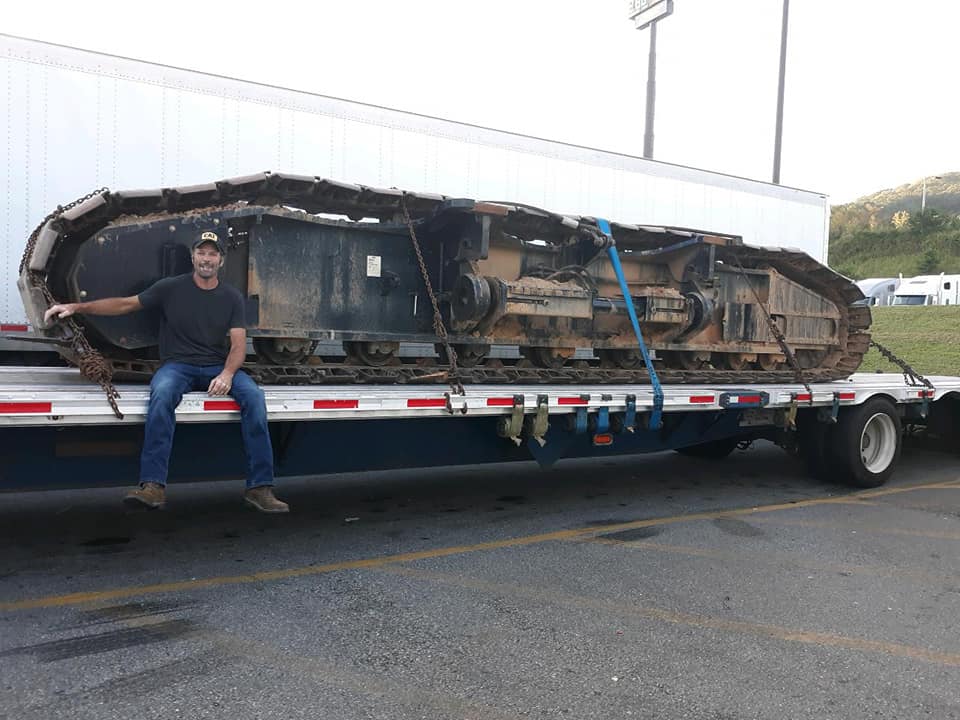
{"left": 892, "top": 274, "right": 960, "bottom": 306}
{"left": 855, "top": 277, "right": 900, "bottom": 306}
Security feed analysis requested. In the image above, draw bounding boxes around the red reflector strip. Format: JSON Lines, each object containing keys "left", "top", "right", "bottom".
{"left": 407, "top": 398, "right": 447, "bottom": 408}
{"left": 738, "top": 395, "right": 762, "bottom": 404}
{"left": 838, "top": 392, "right": 856, "bottom": 401}
{"left": 486, "top": 397, "right": 515, "bottom": 407}
{"left": 313, "top": 399, "right": 359, "bottom": 409}
{"left": 558, "top": 397, "right": 587, "bottom": 405}
{"left": 0, "top": 401, "right": 52, "bottom": 413}
{"left": 0, "top": 324, "right": 28, "bottom": 332}
{"left": 795, "top": 393, "right": 812, "bottom": 402}
{"left": 688, "top": 395, "right": 714, "bottom": 404}
{"left": 203, "top": 400, "right": 240, "bottom": 411}
{"left": 593, "top": 433, "right": 614, "bottom": 446}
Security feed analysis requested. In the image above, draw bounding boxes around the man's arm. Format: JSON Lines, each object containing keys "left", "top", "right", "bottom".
{"left": 208, "top": 328, "right": 246, "bottom": 396}
{"left": 44, "top": 296, "right": 143, "bottom": 323}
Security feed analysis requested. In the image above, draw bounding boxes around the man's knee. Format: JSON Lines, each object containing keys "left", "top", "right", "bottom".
{"left": 149, "top": 369, "right": 187, "bottom": 407}
{"left": 232, "top": 375, "right": 267, "bottom": 412}
{"left": 237, "top": 385, "right": 266, "bottom": 409}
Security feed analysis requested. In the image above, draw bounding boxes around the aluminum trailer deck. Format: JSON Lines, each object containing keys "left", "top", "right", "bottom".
{"left": 1, "top": 369, "right": 957, "bottom": 492}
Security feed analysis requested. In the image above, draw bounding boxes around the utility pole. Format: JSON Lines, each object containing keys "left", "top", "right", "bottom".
{"left": 628, "top": 0, "right": 675, "bottom": 160}
{"left": 644, "top": 22, "right": 658, "bottom": 159}
{"left": 772, "top": 0, "right": 790, "bottom": 184}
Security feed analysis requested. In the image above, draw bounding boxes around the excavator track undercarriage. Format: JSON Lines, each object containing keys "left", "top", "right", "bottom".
{"left": 19, "top": 173, "right": 870, "bottom": 391}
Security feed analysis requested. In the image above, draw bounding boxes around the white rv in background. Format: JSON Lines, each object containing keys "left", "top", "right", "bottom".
{"left": 855, "top": 277, "right": 900, "bottom": 306}
{"left": 892, "top": 274, "right": 960, "bottom": 306}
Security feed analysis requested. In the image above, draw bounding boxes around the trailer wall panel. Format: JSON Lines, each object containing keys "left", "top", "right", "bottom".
{"left": 1, "top": 33, "right": 830, "bottom": 333}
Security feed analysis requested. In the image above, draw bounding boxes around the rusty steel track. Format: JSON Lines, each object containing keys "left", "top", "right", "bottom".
{"left": 103, "top": 355, "right": 861, "bottom": 388}
{"left": 20, "top": 173, "right": 871, "bottom": 396}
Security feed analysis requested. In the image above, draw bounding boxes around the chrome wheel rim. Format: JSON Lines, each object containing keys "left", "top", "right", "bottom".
{"left": 860, "top": 412, "right": 897, "bottom": 474}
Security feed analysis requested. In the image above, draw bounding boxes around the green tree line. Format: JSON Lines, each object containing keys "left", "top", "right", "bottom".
{"left": 828, "top": 173, "right": 960, "bottom": 279}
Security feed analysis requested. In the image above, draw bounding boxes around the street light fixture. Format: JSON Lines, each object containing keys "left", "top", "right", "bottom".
{"left": 627, "top": 0, "right": 675, "bottom": 159}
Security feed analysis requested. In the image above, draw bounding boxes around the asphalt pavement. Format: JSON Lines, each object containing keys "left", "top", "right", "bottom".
{"left": 1, "top": 440, "right": 959, "bottom": 719}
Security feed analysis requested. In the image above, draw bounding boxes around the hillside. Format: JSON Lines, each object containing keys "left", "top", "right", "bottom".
{"left": 859, "top": 306, "right": 960, "bottom": 376}
{"left": 828, "top": 172, "right": 960, "bottom": 279}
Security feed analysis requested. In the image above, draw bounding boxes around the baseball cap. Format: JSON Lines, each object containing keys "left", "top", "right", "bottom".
{"left": 192, "top": 230, "right": 225, "bottom": 254}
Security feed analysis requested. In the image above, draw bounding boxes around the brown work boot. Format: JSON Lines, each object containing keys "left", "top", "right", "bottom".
{"left": 123, "top": 482, "right": 166, "bottom": 509}
{"left": 244, "top": 486, "right": 290, "bottom": 513}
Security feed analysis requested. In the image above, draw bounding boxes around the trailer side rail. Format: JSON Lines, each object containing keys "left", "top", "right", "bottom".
{"left": 0, "top": 368, "right": 954, "bottom": 428}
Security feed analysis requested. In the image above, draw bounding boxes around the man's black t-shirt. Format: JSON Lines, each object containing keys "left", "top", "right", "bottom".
{"left": 138, "top": 273, "right": 245, "bottom": 365}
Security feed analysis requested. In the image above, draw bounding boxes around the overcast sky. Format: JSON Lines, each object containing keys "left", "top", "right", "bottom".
{"left": 5, "top": 0, "right": 957, "bottom": 204}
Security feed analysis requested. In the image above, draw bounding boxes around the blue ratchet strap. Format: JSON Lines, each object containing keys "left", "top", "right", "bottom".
{"left": 596, "top": 406, "right": 610, "bottom": 433}
{"left": 574, "top": 406, "right": 589, "bottom": 434}
{"left": 598, "top": 218, "right": 663, "bottom": 430}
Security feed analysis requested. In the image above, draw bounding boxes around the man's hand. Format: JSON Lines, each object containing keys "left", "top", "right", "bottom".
{"left": 208, "top": 371, "right": 234, "bottom": 396}
{"left": 44, "top": 303, "right": 80, "bottom": 323}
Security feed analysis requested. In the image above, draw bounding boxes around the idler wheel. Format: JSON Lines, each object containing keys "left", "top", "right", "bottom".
{"left": 344, "top": 341, "right": 399, "bottom": 366}
{"left": 252, "top": 337, "right": 317, "bottom": 365}
{"left": 451, "top": 274, "right": 492, "bottom": 327}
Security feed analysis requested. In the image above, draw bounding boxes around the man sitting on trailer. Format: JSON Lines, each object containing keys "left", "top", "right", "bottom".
{"left": 43, "top": 231, "right": 289, "bottom": 513}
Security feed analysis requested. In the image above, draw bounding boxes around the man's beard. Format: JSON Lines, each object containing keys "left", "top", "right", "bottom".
{"left": 196, "top": 264, "right": 218, "bottom": 277}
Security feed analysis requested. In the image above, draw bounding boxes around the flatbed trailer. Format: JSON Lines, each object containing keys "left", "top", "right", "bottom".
{"left": 1, "top": 368, "right": 958, "bottom": 493}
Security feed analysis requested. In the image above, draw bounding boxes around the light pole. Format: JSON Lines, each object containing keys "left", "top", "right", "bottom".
{"left": 644, "top": 22, "right": 658, "bottom": 159}
{"left": 921, "top": 176, "right": 942, "bottom": 214}
{"left": 628, "top": 0, "right": 675, "bottom": 160}
{"left": 772, "top": 0, "right": 790, "bottom": 184}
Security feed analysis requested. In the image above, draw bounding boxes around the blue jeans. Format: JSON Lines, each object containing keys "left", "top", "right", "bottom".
{"left": 140, "top": 362, "right": 274, "bottom": 489}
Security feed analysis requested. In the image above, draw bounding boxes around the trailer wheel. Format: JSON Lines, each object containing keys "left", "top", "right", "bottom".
{"left": 674, "top": 437, "right": 741, "bottom": 459}
{"left": 833, "top": 397, "right": 902, "bottom": 488}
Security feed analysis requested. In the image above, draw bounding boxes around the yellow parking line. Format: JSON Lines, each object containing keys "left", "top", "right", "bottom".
{"left": 3, "top": 478, "right": 958, "bottom": 612}
{"left": 858, "top": 481, "right": 960, "bottom": 497}
{"left": 581, "top": 538, "right": 954, "bottom": 584}
{"left": 751, "top": 516, "right": 960, "bottom": 541}
{"left": 380, "top": 565, "right": 960, "bottom": 668}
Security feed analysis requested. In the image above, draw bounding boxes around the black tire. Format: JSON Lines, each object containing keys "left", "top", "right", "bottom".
{"left": 796, "top": 410, "right": 834, "bottom": 481}
{"left": 831, "top": 397, "right": 902, "bottom": 488}
{"left": 674, "top": 436, "right": 741, "bottom": 459}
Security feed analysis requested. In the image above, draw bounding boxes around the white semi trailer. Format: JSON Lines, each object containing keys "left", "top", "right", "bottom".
{"left": 0, "top": 32, "right": 832, "bottom": 357}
